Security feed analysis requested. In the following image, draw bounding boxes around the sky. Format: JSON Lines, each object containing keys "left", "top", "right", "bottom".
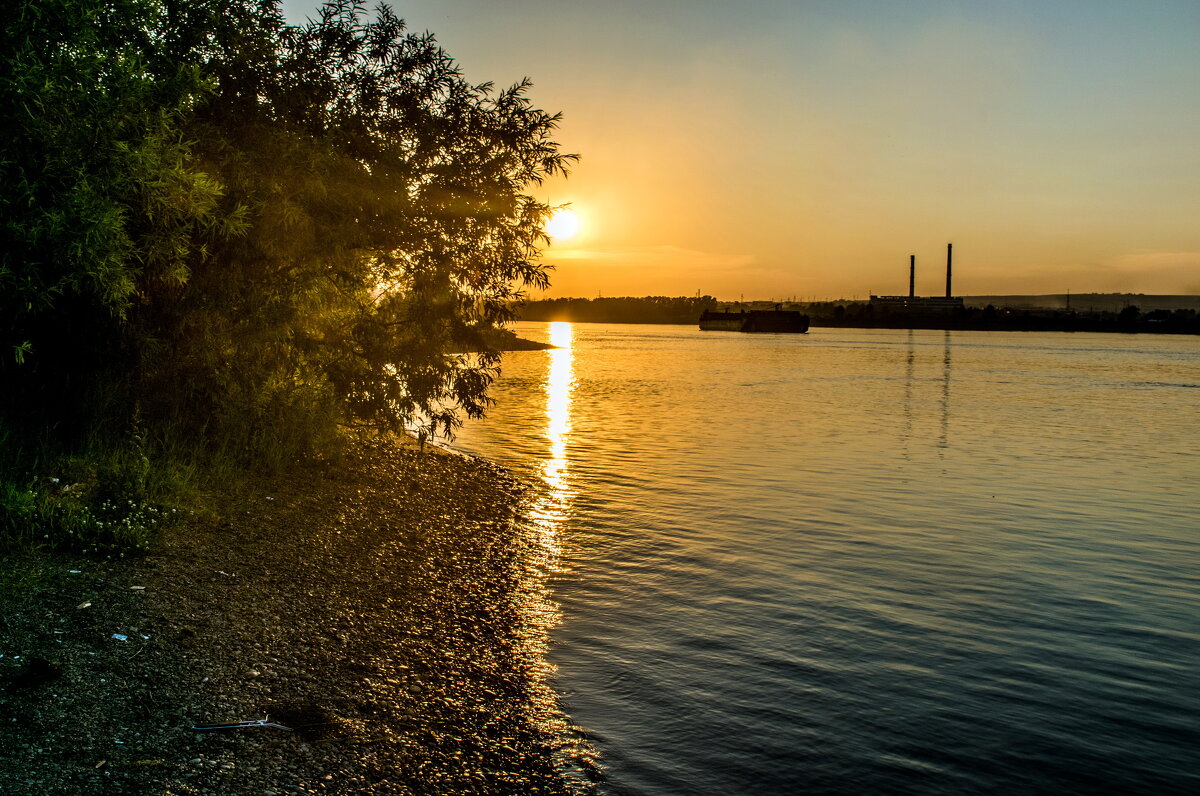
{"left": 281, "top": 0, "right": 1200, "bottom": 300}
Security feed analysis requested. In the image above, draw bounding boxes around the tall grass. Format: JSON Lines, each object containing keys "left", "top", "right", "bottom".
{"left": 0, "top": 383, "right": 346, "bottom": 554}
{"left": 0, "top": 423, "right": 175, "bottom": 554}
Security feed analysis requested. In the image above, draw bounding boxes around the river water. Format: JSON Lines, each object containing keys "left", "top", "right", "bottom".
{"left": 447, "top": 322, "right": 1200, "bottom": 795}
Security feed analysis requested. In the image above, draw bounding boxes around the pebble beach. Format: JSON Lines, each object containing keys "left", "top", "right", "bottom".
{"left": 0, "top": 438, "right": 594, "bottom": 795}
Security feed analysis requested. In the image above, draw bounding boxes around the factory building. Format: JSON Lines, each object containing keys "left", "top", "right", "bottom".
{"left": 870, "top": 243, "right": 964, "bottom": 313}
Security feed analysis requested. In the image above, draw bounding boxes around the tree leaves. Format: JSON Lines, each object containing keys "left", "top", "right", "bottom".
{"left": 3, "top": 0, "right": 574, "bottom": 456}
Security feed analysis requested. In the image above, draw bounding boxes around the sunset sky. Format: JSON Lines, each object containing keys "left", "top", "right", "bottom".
{"left": 282, "top": 1, "right": 1200, "bottom": 300}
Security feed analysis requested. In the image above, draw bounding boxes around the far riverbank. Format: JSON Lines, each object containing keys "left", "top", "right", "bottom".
{"left": 516, "top": 295, "right": 1200, "bottom": 334}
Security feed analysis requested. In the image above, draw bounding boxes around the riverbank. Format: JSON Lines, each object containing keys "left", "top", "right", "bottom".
{"left": 806, "top": 310, "right": 1200, "bottom": 334}
{"left": 515, "top": 295, "right": 1200, "bottom": 334}
{"left": 0, "top": 438, "right": 594, "bottom": 795}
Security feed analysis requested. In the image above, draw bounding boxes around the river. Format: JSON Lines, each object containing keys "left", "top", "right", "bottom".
{"left": 448, "top": 322, "right": 1200, "bottom": 795}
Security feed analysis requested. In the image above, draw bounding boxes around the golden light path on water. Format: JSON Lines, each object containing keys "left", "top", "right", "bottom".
{"left": 513, "top": 321, "right": 596, "bottom": 785}
{"left": 536, "top": 322, "right": 575, "bottom": 537}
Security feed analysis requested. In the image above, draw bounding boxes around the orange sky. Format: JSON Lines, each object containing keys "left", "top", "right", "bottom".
{"left": 284, "top": 1, "right": 1200, "bottom": 299}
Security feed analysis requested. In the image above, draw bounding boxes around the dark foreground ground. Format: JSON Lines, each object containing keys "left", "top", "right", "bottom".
{"left": 0, "top": 440, "right": 595, "bottom": 795}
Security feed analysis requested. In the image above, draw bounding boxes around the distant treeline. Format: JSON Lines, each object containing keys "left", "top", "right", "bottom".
{"left": 519, "top": 296, "right": 717, "bottom": 324}
{"left": 517, "top": 295, "right": 1200, "bottom": 335}
{"left": 963, "top": 294, "right": 1200, "bottom": 313}
{"left": 807, "top": 302, "right": 1200, "bottom": 335}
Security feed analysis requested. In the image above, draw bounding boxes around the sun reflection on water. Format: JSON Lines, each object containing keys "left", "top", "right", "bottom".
{"left": 542, "top": 322, "right": 575, "bottom": 495}
{"left": 514, "top": 322, "right": 597, "bottom": 784}
{"left": 526, "top": 321, "right": 575, "bottom": 558}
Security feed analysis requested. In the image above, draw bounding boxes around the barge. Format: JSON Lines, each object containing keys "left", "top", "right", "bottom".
{"left": 699, "top": 308, "right": 810, "bottom": 333}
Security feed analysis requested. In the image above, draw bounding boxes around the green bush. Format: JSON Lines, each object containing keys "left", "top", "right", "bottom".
{"left": 1, "top": 1, "right": 572, "bottom": 551}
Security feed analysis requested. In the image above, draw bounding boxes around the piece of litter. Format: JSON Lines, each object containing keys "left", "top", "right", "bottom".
{"left": 95, "top": 760, "right": 106, "bottom": 769}
{"left": 77, "top": 602, "right": 92, "bottom": 609}
{"left": 112, "top": 634, "right": 128, "bottom": 642}
{"left": 114, "top": 740, "right": 124, "bottom": 744}
{"left": 265, "top": 496, "right": 274, "bottom": 501}
{"left": 190, "top": 718, "right": 293, "bottom": 733}
{"left": 68, "top": 570, "right": 82, "bottom": 574}
{"left": 214, "top": 570, "right": 232, "bottom": 576}
{"left": 129, "top": 586, "right": 146, "bottom": 591}
{"left": 53, "top": 630, "right": 63, "bottom": 635}
{"left": 141, "top": 635, "right": 151, "bottom": 640}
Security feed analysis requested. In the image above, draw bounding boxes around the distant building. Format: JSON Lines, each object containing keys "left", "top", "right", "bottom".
{"left": 869, "top": 295, "right": 964, "bottom": 313}
{"left": 870, "top": 243, "right": 964, "bottom": 313}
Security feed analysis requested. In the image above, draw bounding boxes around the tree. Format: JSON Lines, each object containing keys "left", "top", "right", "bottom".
{"left": 142, "top": 0, "right": 574, "bottom": 451}
{"left": 3, "top": 0, "right": 574, "bottom": 460}
{"left": 1118, "top": 305, "right": 1141, "bottom": 326}
{"left": 0, "top": 0, "right": 230, "bottom": 435}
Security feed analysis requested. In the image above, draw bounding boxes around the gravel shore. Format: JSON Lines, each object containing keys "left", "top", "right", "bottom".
{"left": 0, "top": 439, "right": 595, "bottom": 795}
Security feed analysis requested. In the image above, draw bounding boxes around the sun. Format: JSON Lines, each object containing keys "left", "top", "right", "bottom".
{"left": 545, "top": 208, "right": 580, "bottom": 242}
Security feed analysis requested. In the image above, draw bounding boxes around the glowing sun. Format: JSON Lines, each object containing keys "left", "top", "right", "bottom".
{"left": 545, "top": 208, "right": 580, "bottom": 242}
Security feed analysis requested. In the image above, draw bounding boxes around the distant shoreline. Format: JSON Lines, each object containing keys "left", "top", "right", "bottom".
{"left": 516, "top": 295, "right": 1200, "bottom": 335}
{"left": 805, "top": 312, "right": 1200, "bottom": 335}
{"left": 513, "top": 316, "right": 1200, "bottom": 336}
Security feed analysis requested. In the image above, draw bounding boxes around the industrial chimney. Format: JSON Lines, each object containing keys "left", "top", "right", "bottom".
{"left": 909, "top": 254, "right": 915, "bottom": 298}
{"left": 945, "top": 243, "right": 953, "bottom": 298}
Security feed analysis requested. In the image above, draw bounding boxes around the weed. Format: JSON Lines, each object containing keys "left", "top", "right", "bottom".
{"left": 0, "top": 479, "right": 178, "bottom": 555}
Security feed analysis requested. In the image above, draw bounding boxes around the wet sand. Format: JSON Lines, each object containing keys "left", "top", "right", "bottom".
{"left": 0, "top": 438, "right": 594, "bottom": 794}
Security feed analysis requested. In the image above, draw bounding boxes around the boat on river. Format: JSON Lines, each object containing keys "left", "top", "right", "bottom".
{"left": 699, "top": 308, "right": 810, "bottom": 333}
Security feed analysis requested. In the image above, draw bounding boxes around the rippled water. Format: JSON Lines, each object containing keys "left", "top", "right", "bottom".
{"left": 448, "top": 322, "right": 1200, "bottom": 795}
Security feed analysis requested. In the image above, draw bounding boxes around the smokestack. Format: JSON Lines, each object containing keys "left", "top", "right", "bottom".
{"left": 909, "top": 255, "right": 915, "bottom": 297}
{"left": 945, "top": 242, "right": 953, "bottom": 298}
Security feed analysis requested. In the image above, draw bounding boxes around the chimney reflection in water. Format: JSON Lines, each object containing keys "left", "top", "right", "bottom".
{"left": 939, "top": 330, "right": 951, "bottom": 453}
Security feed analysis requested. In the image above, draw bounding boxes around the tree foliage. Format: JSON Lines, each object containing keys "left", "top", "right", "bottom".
{"left": 1, "top": 0, "right": 225, "bottom": 428}
{"left": 2, "top": 0, "right": 574, "bottom": 459}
